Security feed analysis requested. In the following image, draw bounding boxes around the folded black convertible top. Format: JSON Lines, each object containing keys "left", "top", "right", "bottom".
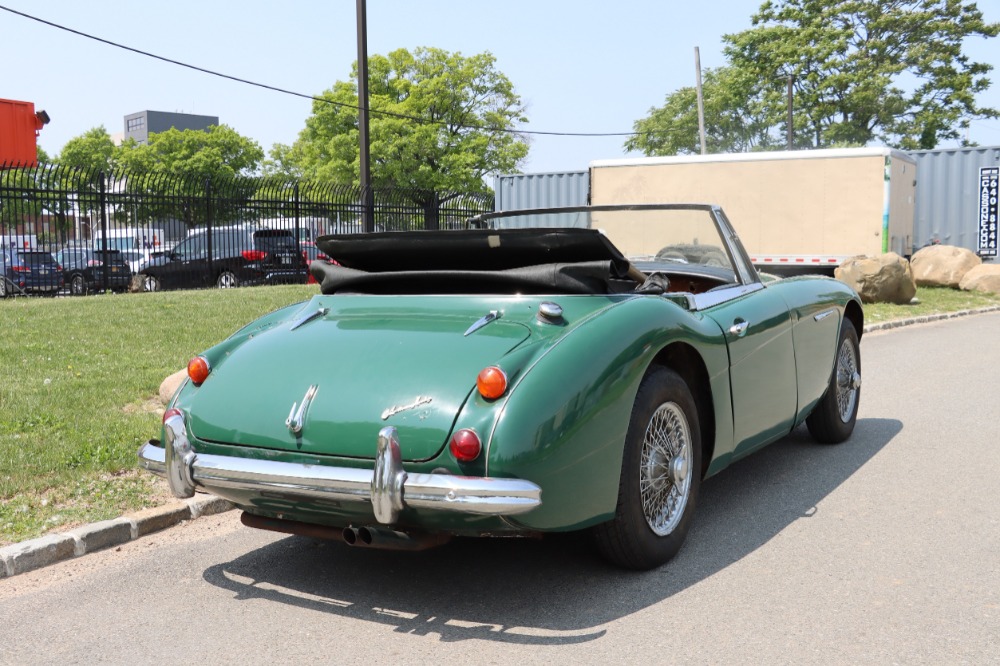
{"left": 315, "top": 228, "right": 630, "bottom": 274}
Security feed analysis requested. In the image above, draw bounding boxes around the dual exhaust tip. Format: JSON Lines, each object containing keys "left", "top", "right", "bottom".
{"left": 240, "top": 511, "right": 449, "bottom": 552}
{"left": 341, "top": 524, "right": 450, "bottom": 552}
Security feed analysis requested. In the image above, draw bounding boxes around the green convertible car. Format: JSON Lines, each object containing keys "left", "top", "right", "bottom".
{"left": 139, "top": 204, "right": 863, "bottom": 570}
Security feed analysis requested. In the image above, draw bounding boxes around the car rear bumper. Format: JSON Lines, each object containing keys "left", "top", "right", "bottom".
{"left": 137, "top": 419, "right": 541, "bottom": 525}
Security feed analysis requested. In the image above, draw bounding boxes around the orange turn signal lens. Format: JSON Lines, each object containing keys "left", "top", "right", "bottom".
{"left": 187, "top": 356, "right": 211, "bottom": 385}
{"left": 476, "top": 366, "right": 508, "bottom": 400}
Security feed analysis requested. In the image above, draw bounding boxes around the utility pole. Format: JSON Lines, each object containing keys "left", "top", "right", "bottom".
{"left": 695, "top": 47, "right": 707, "bottom": 155}
{"left": 356, "top": 0, "right": 374, "bottom": 232}
{"left": 787, "top": 74, "right": 795, "bottom": 150}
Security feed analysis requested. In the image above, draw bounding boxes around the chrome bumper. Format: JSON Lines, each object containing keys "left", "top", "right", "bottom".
{"left": 137, "top": 417, "right": 541, "bottom": 525}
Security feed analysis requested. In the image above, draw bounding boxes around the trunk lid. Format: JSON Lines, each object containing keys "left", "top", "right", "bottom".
{"left": 187, "top": 297, "right": 532, "bottom": 461}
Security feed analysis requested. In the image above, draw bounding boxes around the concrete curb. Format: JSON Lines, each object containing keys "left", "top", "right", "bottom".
{"left": 0, "top": 495, "right": 232, "bottom": 579}
{"left": 2, "top": 305, "right": 998, "bottom": 581}
{"left": 862, "top": 304, "right": 1000, "bottom": 333}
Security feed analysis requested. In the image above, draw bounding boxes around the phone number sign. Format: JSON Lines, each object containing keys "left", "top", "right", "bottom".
{"left": 981, "top": 166, "right": 999, "bottom": 257}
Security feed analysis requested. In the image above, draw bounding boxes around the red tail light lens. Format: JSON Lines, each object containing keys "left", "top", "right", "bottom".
{"left": 241, "top": 250, "right": 266, "bottom": 261}
{"left": 449, "top": 429, "right": 482, "bottom": 462}
{"left": 163, "top": 407, "right": 182, "bottom": 424}
{"left": 12, "top": 266, "right": 29, "bottom": 273}
{"left": 476, "top": 366, "right": 508, "bottom": 400}
{"left": 187, "top": 356, "right": 211, "bottom": 385}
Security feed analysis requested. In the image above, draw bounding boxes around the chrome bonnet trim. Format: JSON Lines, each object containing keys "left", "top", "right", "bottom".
{"left": 137, "top": 426, "right": 541, "bottom": 523}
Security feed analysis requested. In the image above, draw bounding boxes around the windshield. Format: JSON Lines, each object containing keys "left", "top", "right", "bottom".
{"left": 481, "top": 205, "right": 733, "bottom": 270}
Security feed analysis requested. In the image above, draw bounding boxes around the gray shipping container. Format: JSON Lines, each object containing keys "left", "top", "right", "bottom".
{"left": 907, "top": 145, "right": 1000, "bottom": 257}
{"left": 494, "top": 171, "right": 589, "bottom": 212}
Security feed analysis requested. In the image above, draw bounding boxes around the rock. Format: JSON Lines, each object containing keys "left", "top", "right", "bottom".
{"left": 835, "top": 253, "right": 916, "bottom": 304}
{"left": 158, "top": 369, "right": 187, "bottom": 405}
{"left": 910, "top": 244, "right": 982, "bottom": 288}
{"left": 958, "top": 264, "right": 1000, "bottom": 295}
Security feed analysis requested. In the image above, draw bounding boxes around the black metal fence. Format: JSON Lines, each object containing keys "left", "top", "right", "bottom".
{"left": 0, "top": 163, "right": 494, "bottom": 296}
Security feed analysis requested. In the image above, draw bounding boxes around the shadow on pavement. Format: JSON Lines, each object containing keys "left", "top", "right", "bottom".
{"left": 202, "top": 417, "right": 902, "bottom": 644}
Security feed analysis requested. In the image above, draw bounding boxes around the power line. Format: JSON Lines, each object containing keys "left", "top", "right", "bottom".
{"left": 0, "top": 3, "right": 647, "bottom": 139}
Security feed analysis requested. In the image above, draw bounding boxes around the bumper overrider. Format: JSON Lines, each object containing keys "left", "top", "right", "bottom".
{"left": 137, "top": 412, "right": 542, "bottom": 525}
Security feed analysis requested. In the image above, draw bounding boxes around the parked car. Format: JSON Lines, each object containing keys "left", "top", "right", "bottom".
{"left": 300, "top": 241, "right": 337, "bottom": 285}
{"left": 138, "top": 204, "right": 863, "bottom": 570}
{"left": 138, "top": 226, "right": 308, "bottom": 291}
{"left": 0, "top": 249, "right": 64, "bottom": 297}
{"left": 55, "top": 248, "right": 133, "bottom": 295}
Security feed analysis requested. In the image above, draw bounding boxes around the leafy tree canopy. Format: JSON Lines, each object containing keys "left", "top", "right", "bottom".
{"left": 626, "top": 66, "right": 780, "bottom": 155}
{"left": 268, "top": 47, "right": 529, "bottom": 193}
{"left": 54, "top": 124, "right": 264, "bottom": 180}
{"left": 57, "top": 126, "right": 117, "bottom": 172}
{"left": 115, "top": 124, "right": 264, "bottom": 179}
{"left": 629, "top": 0, "right": 999, "bottom": 154}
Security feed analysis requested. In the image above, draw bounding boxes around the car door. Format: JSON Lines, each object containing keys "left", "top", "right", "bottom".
{"left": 703, "top": 284, "right": 798, "bottom": 457}
{"left": 158, "top": 233, "right": 208, "bottom": 289}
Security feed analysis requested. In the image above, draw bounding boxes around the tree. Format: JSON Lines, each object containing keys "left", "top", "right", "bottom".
{"left": 271, "top": 47, "right": 529, "bottom": 194}
{"left": 115, "top": 124, "right": 264, "bottom": 179}
{"left": 629, "top": 0, "right": 999, "bottom": 155}
{"left": 57, "top": 126, "right": 117, "bottom": 172}
{"left": 626, "top": 66, "right": 779, "bottom": 155}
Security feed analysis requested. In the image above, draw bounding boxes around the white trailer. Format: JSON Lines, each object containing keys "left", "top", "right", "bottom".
{"left": 589, "top": 147, "right": 916, "bottom": 271}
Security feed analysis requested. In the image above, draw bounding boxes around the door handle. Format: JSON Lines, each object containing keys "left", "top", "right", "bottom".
{"left": 729, "top": 320, "right": 749, "bottom": 337}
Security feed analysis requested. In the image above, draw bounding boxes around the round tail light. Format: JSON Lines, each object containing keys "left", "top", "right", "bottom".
{"left": 187, "top": 356, "right": 211, "bottom": 385}
{"left": 449, "top": 429, "right": 482, "bottom": 462}
{"left": 476, "top": 366, "right": 508, "bottom": 400}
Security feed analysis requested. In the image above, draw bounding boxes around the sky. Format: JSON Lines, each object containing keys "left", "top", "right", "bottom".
{"left": 2, "top": 0, "right": 999, "bottom": 176}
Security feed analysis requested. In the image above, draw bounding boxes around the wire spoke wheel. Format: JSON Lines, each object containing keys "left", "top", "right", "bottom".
{"left": 806, "top": 319, "right": 861, "bottom": 444}
{"left": 835, "top": 337, "right": 860, "bottom": 422}
{"left": 640, "top": 402, "right": 692, "bottom": 536}
{"left": 593, "top": 367, "right": 702, "bottom": 570}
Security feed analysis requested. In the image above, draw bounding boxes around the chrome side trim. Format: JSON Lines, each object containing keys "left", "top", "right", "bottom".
{"left": 690, "top": 283, "right": 764, "bottom": 310}
{"left": 814, "top": 309, "right": 836, "bottom": 322}
{"left": 137, "top": 431, "right": 542, "bottom": 524}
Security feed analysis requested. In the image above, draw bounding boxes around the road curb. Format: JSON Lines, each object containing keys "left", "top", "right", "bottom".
{"left": 862, "top": 304, "right": 1000, "bottom": 333}
{"left": 0, "top": 495, "right": 232, "bottom": 579}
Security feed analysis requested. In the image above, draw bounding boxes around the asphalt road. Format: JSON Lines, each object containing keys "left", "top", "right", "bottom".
{"left": 1, "top": 313, "right": 998, "bottom": 665}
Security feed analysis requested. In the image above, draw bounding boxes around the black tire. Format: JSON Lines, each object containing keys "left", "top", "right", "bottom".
{"left": 216, "top": 271, "right": 239, "bottom": 289}
{"left": 806, "top": 319, "right": 861, "bottom": 444}
{"left": 69, "top": 274, "right": 87, "bottom": 296}
{"left": 593, "top": 367, "right": 702, "bottom": 570}
{"left": 142, "top": 274, "right": 160, "bottom": 293}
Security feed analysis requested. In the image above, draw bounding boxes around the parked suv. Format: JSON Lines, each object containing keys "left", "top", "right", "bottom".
{"left": 55, "top": 248, "right": 133, "bottom": 295}
{"left": 138, "top": 227, "right": 307, "bottom": 292}
{"left": 0, "top": 249, "right": 64, "bottom": 297}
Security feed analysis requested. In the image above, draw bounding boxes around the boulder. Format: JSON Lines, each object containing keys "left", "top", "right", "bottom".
{"left": 910, "top": 244, "right": 981, "bottom": 288}
{"left": 958, "top": 264, "right": 1000, "bottom": 295}
{"left": 835, "top": 253, "right": 916, "bottom": 305}
{"left": 158, "top": 369, "right": 187, "bottom": 406}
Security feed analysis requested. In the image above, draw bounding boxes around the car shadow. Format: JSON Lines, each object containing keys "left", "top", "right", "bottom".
{"left": 201, "top": 417, "right": 901, "bottom": 644}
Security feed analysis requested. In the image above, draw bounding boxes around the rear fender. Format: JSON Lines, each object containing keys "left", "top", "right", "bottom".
{"left": 483, "top": 296, "right": 729, "bottom": 531}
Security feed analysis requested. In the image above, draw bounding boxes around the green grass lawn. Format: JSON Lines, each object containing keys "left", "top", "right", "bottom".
{"left": 1, "top": 283, "right": 998, "bottom": 546}
{"left": 0, "top": 284, "right": 317, "bottom": 545}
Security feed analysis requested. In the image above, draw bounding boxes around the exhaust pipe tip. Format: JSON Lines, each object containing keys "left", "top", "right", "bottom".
{"left": 358, "top": 526, "right": 374, "bottom": 545}
{"left": 342, "top": 526, "right": 359, "bottom": 545}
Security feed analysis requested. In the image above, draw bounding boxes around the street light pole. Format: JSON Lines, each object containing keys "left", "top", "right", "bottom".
{"left": 356, "top": 0, "right": 374, "bottom": 232}
{"left": 787, "top": 74, "right": 794, "bottom": 150}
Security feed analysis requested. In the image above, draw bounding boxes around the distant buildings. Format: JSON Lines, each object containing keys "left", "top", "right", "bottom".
{"left": 123, "top": 110, "right": 219, "bottom": 145}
